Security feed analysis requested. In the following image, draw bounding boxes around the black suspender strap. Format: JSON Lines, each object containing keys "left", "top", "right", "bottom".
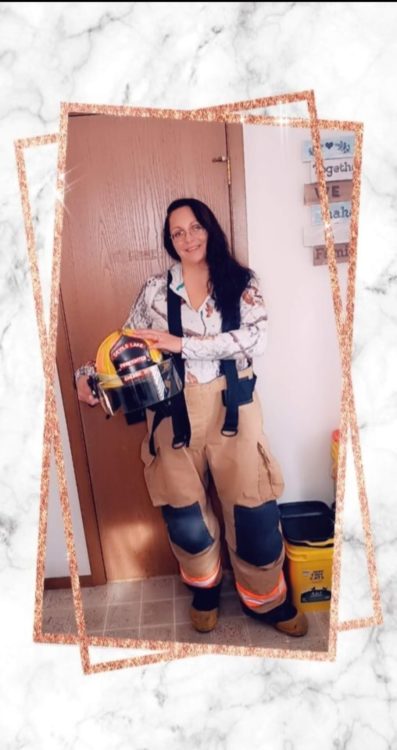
{"left": 166, "top": 271, "right": 191, "bottom": 451}
{"left": 219, "top": 360, "right": 239, "bottom": 436}
{"left": 220, "top": 302, "right": 241, "bottom": 437}
{"left": 166, "top": 271, "right": 184, "bottom": 370}
{"left": 149, "top": 408, "right": 164, "bottom": 456}
{"left": 148, "top": 271, "right": 191, "bottom": 456}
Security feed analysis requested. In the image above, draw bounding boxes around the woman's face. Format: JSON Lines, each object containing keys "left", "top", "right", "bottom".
{"left": 168, "top": 206, "right": 208, "bottom": 266}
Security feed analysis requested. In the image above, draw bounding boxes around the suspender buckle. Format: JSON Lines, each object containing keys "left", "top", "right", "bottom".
{"left": 172, "top": 436, "right": 189, "bottom": 449}
{"left": 221, "top": 427, "right": 238, "bottom": 437}
{"left": 221, "top": 374, "right": 257, "bottom": 408}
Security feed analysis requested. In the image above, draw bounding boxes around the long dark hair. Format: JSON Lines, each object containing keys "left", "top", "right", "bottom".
{"left": 163, "top": 198, "right": 255, "bottom": 325}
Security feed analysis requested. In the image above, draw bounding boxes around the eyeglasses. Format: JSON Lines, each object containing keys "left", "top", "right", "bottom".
{"left": 170, "top": 223, "right": 206, "bottom": 243}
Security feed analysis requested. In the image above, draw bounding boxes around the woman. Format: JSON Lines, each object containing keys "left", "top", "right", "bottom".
{"left": 76, "top": 198, "right": 308, "bottom": 638}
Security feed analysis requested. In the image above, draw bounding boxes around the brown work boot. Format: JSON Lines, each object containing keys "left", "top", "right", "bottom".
{"left": 186, "top": 579, "right": 223, "bottom": 633}
{"left": 273, "top": 610, "right": 308, "bottom": 637}
{"left": 190, "top": 606, "right": 218, "bottom": 633}
{"left": 241, "top": 598, "right": 309, "bottom": 638}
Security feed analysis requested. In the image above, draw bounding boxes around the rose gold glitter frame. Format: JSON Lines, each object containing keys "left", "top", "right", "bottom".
{"left": 15, "top": 91, "right": 383, "bottom": 674}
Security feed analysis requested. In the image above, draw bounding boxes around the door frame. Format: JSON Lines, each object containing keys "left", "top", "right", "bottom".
{"left": 56, "top": 291, "right": 107, "bottom": 586}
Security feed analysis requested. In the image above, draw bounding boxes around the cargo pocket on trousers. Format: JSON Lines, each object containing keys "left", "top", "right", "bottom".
{"left": 257, "top": 439, "right": 285, "bottom": 500}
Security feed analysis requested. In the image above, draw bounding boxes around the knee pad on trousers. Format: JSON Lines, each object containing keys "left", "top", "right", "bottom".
{"left": 161, "top": 502, "right": 214, "bottom": 554}
{"left": 234, "top": 500, "right": 283, "bottom": 566}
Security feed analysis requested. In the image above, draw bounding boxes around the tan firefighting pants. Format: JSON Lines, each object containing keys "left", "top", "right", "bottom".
{"left": 140, "top": 367, "right": 287, "bottom": 614}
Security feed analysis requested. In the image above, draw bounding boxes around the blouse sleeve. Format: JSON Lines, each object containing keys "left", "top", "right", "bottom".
{"left": 122, "top": 278, "right": 154, "bottom": 330}
{"left": 181, "top": 277, "right": 268, "bottom": 361}
{"left": 74, "top": 360, "right": 96, "bottom": 383}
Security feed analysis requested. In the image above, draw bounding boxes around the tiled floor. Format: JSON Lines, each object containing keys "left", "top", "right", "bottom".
{"left": 43, "top": 571, "right": 330, "bottom": 652}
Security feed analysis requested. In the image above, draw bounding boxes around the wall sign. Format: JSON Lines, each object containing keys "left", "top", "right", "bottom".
{"left": 302, "top": 136, "right": 355, "bottom": 162}
{"left": 310, "top": 157, "right": 353, "bottom": 183}
{"left": 311, "top": 201, "right": 352, "bottom": 225}
{"left": 313, "top": 244, "right": 349, "bottom": 266}
{"left": 302, "top": 135, "right": 354, "bottom": 264}
{"left": 304, "top": 180, "right": 353, "bottom": 205}
{"left": 304, "top": 222, "right": 350, "bottom": 247}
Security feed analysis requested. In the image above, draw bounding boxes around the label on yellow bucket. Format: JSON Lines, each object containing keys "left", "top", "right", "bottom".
{"left": 284, "top": 539, "right": 334, "bottom": 612}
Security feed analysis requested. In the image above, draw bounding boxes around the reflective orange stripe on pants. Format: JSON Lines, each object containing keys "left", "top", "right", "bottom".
{"left": 180, "top": 559, "right": 222, "bottom": 588}
{"left": 236, "top": 571, "right": 287, "bottom": 609}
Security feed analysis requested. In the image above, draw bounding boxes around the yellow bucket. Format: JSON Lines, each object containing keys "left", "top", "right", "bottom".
{"left": 284, "top": 538, "right": 333, "bottom": 612}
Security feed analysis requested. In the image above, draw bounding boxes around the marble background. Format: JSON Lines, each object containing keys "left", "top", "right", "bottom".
{"left": 1, "top": 2, "right": 396, "bottom": 748}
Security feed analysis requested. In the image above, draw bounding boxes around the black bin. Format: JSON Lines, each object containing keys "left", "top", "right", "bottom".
{"left": 278, "top": 501, "right": 335, "bottom": 547}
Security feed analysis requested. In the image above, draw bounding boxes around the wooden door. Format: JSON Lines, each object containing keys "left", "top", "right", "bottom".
{"left": 57, "top": 113, "right": 247, "bottom": 582}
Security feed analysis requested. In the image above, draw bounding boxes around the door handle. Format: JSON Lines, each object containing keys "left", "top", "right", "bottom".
{"left": 212, "top": 156, "right": 231, "bottom": 185}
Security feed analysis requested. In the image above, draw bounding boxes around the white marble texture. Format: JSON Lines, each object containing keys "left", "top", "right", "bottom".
{"left": 1, "top": 2, "right": 396, "bottom": 748}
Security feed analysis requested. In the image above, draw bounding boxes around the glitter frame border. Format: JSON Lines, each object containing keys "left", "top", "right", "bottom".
{"left": 15, "top": 90, "right": 382, "bottom": 674}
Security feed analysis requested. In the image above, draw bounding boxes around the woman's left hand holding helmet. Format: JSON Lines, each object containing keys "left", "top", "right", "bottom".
{"left": 133, "top": 329, "right": 182, "bottom": 354}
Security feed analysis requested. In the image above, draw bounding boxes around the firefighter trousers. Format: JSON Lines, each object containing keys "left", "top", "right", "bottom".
{"left": 140, "top": 367, "right": 287, "bottom": 614}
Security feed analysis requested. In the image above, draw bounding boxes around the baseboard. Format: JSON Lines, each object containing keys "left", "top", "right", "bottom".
{"left": 44, "top": 575, "right": 93, "bottom": 589}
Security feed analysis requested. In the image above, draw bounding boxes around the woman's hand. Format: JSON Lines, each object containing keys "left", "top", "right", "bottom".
{"left": 76, "top": 374, "right": 100, "bottom": 406}
{"left": 133, "top": 329, "right": 182, "bottom": 354}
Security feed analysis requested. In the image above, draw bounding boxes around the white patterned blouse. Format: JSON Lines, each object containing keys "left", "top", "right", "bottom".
{"left": 75, "top": 262, "right": 267, "bottom": 384}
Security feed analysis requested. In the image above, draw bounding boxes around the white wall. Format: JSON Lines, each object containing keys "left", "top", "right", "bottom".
{"left": 44, "top": 373, "right": 91, "bottom": 577}
{"left": 244, "top": 125, "right": 348, "bottom": 505}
